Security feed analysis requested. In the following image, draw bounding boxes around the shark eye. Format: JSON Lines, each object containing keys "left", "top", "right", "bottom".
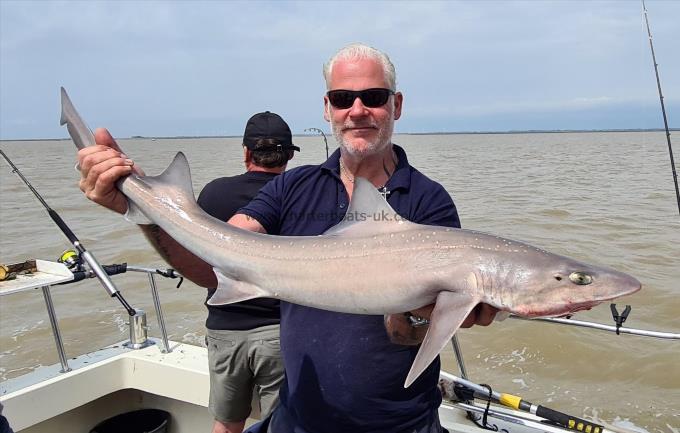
{"left": 569, "top": 272, "right": 592, "bottom": 285}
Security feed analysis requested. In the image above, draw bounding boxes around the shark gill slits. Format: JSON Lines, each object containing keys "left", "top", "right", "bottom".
{"left": 569, "top": 272, "right": 593, "bottom": 285}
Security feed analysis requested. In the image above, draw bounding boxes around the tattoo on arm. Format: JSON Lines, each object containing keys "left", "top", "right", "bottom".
{"left": 140, "top": 224, "right": 174, "bottom": 263}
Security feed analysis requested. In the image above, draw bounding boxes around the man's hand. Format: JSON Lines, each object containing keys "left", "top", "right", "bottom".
{"left": 385, "top": 303, "right": 499, "bottom": 345}
{"left": 78, "top": 128, "right": 143, "bottom": 214}
{"left": 459, "top": 303, "right": 498, "bottom": 328}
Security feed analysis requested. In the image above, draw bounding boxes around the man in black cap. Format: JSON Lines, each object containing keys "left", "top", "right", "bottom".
{"left": 197, "top": 111, "right": 298, "bottom": 433}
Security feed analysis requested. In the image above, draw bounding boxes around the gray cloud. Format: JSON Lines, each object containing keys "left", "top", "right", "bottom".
{"left": 1, "top": 0, "right": 678, "bottom": 139}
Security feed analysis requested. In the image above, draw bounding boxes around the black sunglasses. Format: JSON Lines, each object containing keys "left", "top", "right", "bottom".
{"left": 326, "top": 88, "right": 395, "bottom": 109}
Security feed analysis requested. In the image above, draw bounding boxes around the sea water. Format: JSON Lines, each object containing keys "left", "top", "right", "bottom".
{"left": 1, "top": 132, "right": 678, "bottom": 431}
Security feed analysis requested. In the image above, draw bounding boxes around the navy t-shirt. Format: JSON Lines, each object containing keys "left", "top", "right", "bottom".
{"left": 198, "top": 171, "right": 281, "bottom": 331}
{"left": 240, "top": 145, "right": 460, "bottom": 432}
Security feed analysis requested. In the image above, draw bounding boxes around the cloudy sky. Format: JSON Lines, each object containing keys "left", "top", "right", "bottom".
{"left": 1, "top": 0, "right": 678, "bottom": 139}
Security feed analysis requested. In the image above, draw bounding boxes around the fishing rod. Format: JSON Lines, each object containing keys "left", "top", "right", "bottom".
{"left": 0, "top": 149, "right": 136, "bottom": 316}
{"left": 439, "top": 371, "right": 612, "bottom": 433}
{"left": 54, "top": 251, "right": 184, "bottom": 288}
{"left": 305, "top": 127, "right": 329, "bottom": 158}
{"left": 641, "top": 0, "right": 680, "bottom": 216}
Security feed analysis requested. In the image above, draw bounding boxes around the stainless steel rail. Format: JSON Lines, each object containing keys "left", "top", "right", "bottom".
{"left": 1, "top": 263, "right": 177, "bottom": 375}
{"left": 509, "top": 315, "right": 680, "bottom": 340}
{"left": 40, "top": 286, "right": 71, "bottom": 373}
{"left": 451, "top": 335, "right": 469, "bottom": 379}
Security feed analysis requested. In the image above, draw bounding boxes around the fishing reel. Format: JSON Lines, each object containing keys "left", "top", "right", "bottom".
{"left": 58, "top": 249, "right": 83, "bottom": 271}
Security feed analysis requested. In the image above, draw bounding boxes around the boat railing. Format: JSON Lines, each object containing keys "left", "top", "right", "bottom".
{"left": 0, "top": 260, "right": 181, "bottom": 375}
{"left": 508, "top": 315, "right": 680, "bottom": 340}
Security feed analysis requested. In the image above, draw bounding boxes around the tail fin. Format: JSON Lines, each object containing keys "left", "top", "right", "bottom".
{"left": 60, "top": 87, "right": 96, "bottom": 149}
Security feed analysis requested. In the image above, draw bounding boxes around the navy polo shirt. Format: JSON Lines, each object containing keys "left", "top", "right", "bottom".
{"left": 240, "top": 145, "right": 460, "bottom": 433}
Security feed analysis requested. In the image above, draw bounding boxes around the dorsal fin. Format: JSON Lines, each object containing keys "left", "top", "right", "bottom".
{"left": 121, "top": 152, "right": 195, "bottom": 225}
{"left": 141, "top": 152, "right": 195, "bottom": 198}
{"left": 323, "top": 177, "right": 416, "bottom": 237}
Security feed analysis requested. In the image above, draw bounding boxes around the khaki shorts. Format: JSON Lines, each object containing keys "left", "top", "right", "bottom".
{"left": 206, "top": 324, "right": 284, "bottom": 423}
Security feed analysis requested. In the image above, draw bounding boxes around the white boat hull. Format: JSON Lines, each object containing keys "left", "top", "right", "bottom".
{"left": 0, "top": 340, "right": 578, "bottom": 433}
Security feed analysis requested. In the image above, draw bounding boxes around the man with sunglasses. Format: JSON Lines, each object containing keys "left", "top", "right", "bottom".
{"left": 76, "top": 43, "right": 497, "bottom": 433}
{"left": 232, "top": 43, "right": 497, "bottom": 433}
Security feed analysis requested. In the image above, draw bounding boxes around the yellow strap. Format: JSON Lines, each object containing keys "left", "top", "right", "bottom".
{"left": 498, "top": 393, "right": 522, "bottom": 409}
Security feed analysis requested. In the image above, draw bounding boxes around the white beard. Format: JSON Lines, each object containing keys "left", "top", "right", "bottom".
{"left": 331, "top": 111, "right": 394, "bottom": 158}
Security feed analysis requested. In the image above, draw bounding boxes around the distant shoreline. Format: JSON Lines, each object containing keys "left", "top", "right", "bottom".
{"left": 1, "top": 128, "right": 678, "bottom": 142}
{"left": 402, "top": 128, "right": 680, "bottom": 136}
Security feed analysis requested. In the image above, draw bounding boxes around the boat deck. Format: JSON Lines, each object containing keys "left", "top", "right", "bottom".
{"left": 1, "top": 339, "right": 211, "bottom": 432}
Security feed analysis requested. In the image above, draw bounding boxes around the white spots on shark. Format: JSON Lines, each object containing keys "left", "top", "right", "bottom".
{"left": 60, "top": 87, "right": 642, "bottom": 390}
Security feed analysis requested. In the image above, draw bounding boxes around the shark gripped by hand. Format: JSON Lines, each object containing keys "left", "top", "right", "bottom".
{"left": 60, "top": 88, "right": 641, "bottom": 388}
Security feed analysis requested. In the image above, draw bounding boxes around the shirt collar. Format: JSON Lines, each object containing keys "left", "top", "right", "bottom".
{"left": 320, "top": 144, "right": 411, "bottom": 191}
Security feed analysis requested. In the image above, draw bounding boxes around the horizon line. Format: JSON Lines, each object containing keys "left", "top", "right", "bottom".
{"left": 1, "top": 127, "right": 678, "bottom": 142}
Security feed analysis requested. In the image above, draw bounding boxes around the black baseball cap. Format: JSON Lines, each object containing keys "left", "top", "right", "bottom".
{"left": 243, "top": 111, "right": 300, "bottom": 152}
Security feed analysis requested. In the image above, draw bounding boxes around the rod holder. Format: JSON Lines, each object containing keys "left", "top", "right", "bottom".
{"left": 124, "top": 309, "right": 153, "bottom": 349}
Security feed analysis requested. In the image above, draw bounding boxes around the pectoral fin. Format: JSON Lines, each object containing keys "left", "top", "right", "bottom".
{"left": 404, "top": 291, "right": 479, "bottom": 388}
{"left": 207, "top": 269, "right": 269, "bottom": 306}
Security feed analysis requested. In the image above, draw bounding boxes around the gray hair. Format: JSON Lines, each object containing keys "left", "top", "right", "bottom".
{"left": 323, "top": 43, "right": 397, "bottom": 91}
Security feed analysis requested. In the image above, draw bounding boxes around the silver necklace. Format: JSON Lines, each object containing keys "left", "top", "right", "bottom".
{"left": 339, "top": 153, "right": 398, "bottom": 198}
{"left": 339, "top": 159, "right": 354, "bottom": 183}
